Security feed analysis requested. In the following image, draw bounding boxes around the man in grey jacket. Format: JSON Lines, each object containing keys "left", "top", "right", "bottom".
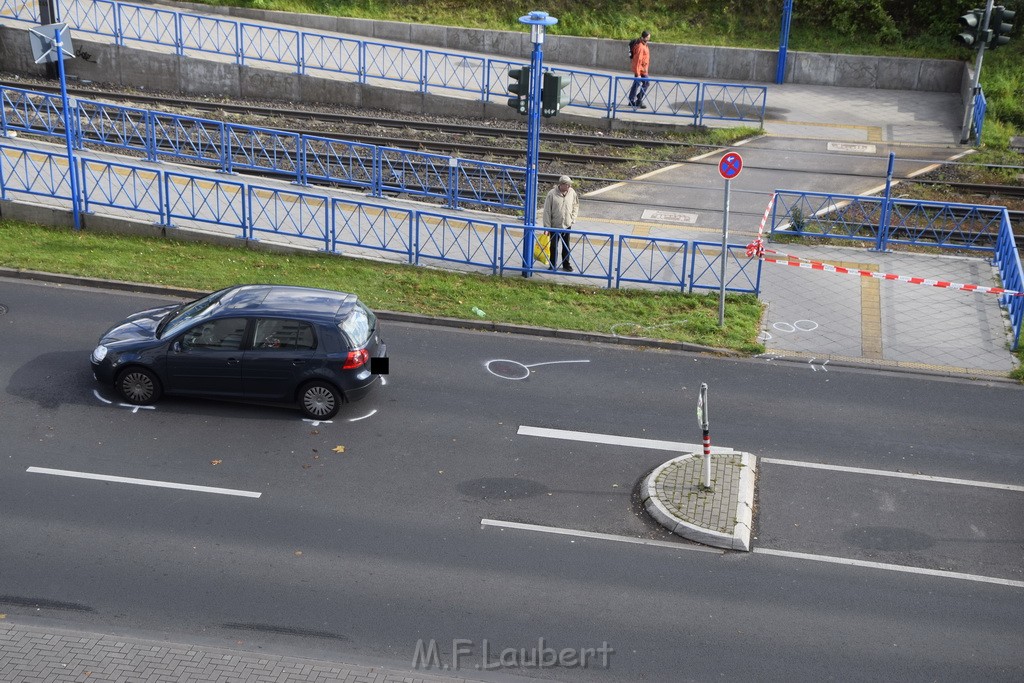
{"left": 542, "top": 175, "right": 580, "bottom": 272}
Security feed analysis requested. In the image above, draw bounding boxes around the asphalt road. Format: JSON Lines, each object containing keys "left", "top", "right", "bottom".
{"left": 1, "top": 278, "right": 1022, "bottom": 681}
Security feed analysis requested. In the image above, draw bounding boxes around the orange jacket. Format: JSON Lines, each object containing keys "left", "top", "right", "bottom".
{"left": 631, "top": 40, "right": 650, "bottom": 77}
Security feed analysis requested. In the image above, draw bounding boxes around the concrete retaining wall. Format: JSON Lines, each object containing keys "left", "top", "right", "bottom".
{"left": 0, "top": 25, "right": 693, "bottom": 135}
{"left": 167, "top": 0, "right": 965, "bottom": 93}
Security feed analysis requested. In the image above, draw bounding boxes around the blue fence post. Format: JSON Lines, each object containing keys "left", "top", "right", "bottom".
{"left": 447, "top": 157, "right": 458, "bottom": 210}
{"left": 236, "top": 21, "right": 243, "bottom": 66}
{"left": 174, "top": 12, "right": 184, "bottom": 57}
{"left": 297, "top": 135, "right": 307, "bottom": 186}
{"left": 873, "top": 152, "right": 895, "bottom": 252}
{"left": 695, "top": 82, "right": 704, "bottom": 127}
{"left": 145, "top": 110, "right": 157, "bottom": 162}
{"left": 776, "top": 0, "right": 793, "bottom": 84}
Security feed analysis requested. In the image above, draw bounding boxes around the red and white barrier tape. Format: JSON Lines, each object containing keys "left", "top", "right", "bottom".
{"left": 750, "top": 243, "right": 1024, "bottom": 297}
{"left": 745, "top": 195, "right": 1022, "bottom": 297}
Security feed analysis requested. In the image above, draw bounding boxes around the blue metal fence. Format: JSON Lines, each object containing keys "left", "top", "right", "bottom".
{"left": 0, "top": 85, "right": 526, "bottom": 213}
{"left": 0, "top": 0, "right": 767, "bottom": 126}
{"left": 768, "top": 188, "right": 1023, "bottom": 350}
{"left": 769, "top": 189, "right": 1006, "bottom": 254}
{"left": 0, "top": 142, "right": 762, "bottom": 295}
{"left": 994, "top": 215, "right": 1024, "bottom": 350}
{"left": 972, "top": 89, "right": 987, "bottom": 145}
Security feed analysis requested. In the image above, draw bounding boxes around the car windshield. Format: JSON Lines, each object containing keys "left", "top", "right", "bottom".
{"left": 340, "top": 303, "right": 375, "bottom": 347}
{"left": 160, "top": 291, "right": 225, "bottom": 339}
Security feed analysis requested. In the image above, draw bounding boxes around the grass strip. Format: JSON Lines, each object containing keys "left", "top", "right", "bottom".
{"left": 0, "top": 220, "right": 765, "bottom": 354}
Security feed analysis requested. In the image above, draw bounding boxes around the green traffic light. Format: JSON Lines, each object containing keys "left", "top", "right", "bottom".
{"left": 506, "top": 66, "right": 530, "bottom": 115}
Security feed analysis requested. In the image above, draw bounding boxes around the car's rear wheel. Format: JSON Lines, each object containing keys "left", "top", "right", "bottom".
{"left": 116, "top": 367, "right": 162, "bottom": 405}
{"left": 300, "top": 381, "right": 341, "bottom": 419}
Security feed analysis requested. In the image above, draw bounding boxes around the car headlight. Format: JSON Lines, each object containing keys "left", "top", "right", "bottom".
{"left": 91, "top": 345, "right": 108, "bottom": 363}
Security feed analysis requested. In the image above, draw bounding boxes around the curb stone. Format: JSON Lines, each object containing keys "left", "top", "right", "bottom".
{"left": 641, "top": 451, "right": 757, "bottom": 552}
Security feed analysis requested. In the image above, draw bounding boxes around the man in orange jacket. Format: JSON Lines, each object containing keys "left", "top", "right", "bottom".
{"left": 628, "top": 30, "right": 651, "bottom": 109}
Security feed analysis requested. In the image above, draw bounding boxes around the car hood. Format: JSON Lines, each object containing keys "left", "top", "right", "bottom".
{"left": 99, "top": 304, "right": 179, "bottom": 345}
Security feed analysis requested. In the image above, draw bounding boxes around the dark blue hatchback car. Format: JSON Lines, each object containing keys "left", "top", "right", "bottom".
{"left": 91, "top": 285, "right": 388, "bottom": 419}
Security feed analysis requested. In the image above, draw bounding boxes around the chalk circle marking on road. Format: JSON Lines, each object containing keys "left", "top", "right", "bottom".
{"left": 772, "top": 319, "right": 819, "bottom": 334}
{"left": 93, "top": 389, "right": 155, "bottom": 412}
{"left": 485, "top": 358, "right": 591, "bottom": 381}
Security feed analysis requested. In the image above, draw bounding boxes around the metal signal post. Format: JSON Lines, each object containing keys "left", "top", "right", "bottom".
{"left": 515, "top": 11, "right": 557, "bottom": 275}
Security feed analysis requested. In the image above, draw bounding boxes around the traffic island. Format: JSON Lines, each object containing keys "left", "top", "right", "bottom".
{"left": 642, "top": 451, "right": 757, "bottom": 551}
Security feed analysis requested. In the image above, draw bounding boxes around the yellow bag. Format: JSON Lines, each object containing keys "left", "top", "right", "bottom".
{"left": 533, "top": 232, "right": 551, "bottom": 266}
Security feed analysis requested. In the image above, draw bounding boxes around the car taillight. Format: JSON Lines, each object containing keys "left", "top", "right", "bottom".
{"left": 343, "top": 348, "right": 369, "bottom": 369}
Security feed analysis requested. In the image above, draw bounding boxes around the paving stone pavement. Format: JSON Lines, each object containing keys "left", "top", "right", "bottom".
{"left": 0, "top": 621, "right": 477, "bottom": 683}
{"left": 642, "top": 451, "right": 757, "bottom": 552}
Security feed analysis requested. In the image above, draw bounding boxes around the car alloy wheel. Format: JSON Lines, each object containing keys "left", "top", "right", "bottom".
{"left": 301, "top": 381, "right": 341, "bottom": 419}
{"left": 116, "top": 367, "right": 161, "bottom": 405}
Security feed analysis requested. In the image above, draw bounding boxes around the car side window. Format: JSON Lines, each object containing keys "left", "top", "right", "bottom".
{"left": 253, "top": 319, "right": 316, "bottom": 351}
{"left": 183, "top": 318, "right": 247, "bottom": 350}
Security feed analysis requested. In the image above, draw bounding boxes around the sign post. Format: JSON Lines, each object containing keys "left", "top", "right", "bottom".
{"left": 697, "top": 383, "right": 712, "bottom": 491}
{"left": 28, "top": 22, "right": 79, "bottom": 230}
{"left": 717, "top": 152, "right": 743, "bottom": 327}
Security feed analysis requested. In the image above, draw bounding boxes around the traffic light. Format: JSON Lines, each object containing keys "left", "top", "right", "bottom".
{"left": 988, "top": 5, "right": 1016, "bottom": 49}
{"left": 955, "top": 7, "right": 987, "bottom": 46}
{"left": 541, "top": 72, "right": 569, "bottom": 118}
{"left": 507, "top": 66, "right": 530, "bottom": 115}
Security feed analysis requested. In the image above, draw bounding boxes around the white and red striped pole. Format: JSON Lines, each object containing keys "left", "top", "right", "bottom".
{"left": 697, "top": 383, "right": 712, "bottom": 491}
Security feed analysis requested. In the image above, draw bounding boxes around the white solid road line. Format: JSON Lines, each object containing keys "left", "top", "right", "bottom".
{"left": 760, "top": 457, "right": 1024, "bottom": 492}
{"left": 483, "top": 519, "right": 1024, "bottom": 589}
{"left": 754, "top": 547, "right": 1024, "bottom": 589}
{"left": 516, "top": 425, "right": 735, "bottom": 454}
{"left": 519, "top": 425, "right": 1022, "bottom": 491}
{"left": 26, "top": 467, "right": 262, "bottom": 498}
{"left": 480, "top": 519, "right": 722, "bottom": 553}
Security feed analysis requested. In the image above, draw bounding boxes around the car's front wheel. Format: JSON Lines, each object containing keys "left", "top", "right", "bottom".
{"left": 300, "top": 381, "right": 342, "bottom": 419}
{"left": 115, "top": 367, "right": 162, "bottom": 405}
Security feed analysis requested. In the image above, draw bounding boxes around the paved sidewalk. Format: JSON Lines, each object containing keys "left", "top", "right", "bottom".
{"left": 0, "top": 621, "right": 479, "bottom": 683}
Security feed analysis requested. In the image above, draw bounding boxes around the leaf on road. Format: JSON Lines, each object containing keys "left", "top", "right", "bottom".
{"left": 333, "top": 445, "right": 345, "bottom": 453}
{"left": 210, "top": 459, "right": 222, "bottom": 466}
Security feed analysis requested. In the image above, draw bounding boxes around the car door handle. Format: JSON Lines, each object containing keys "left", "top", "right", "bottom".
{"left": 227, "top": 358, "right": 240, "bottom": 365}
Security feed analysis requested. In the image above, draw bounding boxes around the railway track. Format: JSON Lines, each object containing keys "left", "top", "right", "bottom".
{"left": 3, "top": 80, "right": 1023, "bottom": 210}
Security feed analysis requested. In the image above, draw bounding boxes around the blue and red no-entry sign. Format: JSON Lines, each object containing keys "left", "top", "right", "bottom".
{"left": 719, "top": 152, "right": 743, "bottom": 180}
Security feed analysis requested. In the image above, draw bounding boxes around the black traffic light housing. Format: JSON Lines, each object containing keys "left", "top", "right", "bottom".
{"left": 988, "top": 5, "right": 1017, "bottom": 49}
{"left": 956, "top": 7, "right": 987, "bottom": 46}
{"left": 541, "top": 72, "right": 569, "bottom": 118}
{"left": 507, "top": 66, "right": 530, "bottom": 115}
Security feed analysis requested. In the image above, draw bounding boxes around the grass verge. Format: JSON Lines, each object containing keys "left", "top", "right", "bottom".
{"left": 0, "top": 220, "right": 765, "bottom": 354}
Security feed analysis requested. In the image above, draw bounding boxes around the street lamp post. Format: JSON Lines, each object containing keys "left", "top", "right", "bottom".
{"left": 518, "top": 11, "right": 557, "bottom": 273}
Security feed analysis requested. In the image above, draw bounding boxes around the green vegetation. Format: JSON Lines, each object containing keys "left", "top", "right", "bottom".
{"left": 0, "top": 221, "right": 765, "bottom": 353}
{"left": 192, "top": 0, "right": 1024, "bottom": 144}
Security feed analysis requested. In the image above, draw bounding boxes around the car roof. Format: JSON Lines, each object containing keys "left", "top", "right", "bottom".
{"left": 216, "top": 285, "right": 358, "bottom": 323}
